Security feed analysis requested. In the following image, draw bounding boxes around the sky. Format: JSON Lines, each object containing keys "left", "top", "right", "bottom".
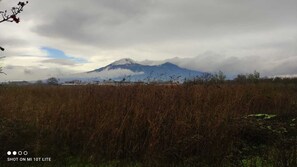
{"left": 0, "top": 0, "right": 297, "bottom": 81}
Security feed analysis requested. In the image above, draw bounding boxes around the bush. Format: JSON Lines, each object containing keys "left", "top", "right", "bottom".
{"left": 46, "top": 77, "right": 59, "bottom": 85}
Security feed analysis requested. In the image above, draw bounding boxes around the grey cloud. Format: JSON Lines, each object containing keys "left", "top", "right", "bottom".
{"left": 1, "top": 65, "right": 74, "bottom": 82}
{"left": 24, "top": 68, "right": 32, "bottom": 74}
{"left": 34, "top": 9, "right": 94, "bottom": 44}
{"left": 42, "top": 58, "right": 77, "bottom": 66}
{"left": 29, "top": 0, "right": 297, "bottom": 51}
{"left": 269, "top": 56, "right": 297, "bottom": 76}
{"left": 1, "top": 0, "right": 297, "bottom": 80}
{"left": 5, "top": 65, "right": 17, "bottom": 70}
{"left": 163, "top": 52, "right": 297, "bottom": 77}
{"left": 32, "top": 0, "right": 155, "bottom": 46}
{"left": 0, "top": 37, "right": 29, "bottom": 47}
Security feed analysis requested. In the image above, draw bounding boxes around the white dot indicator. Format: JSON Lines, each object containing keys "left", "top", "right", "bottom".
{"left": 7, "top": 151, "right": 11, "bottom": 155}
{"left": 13, "top": 151, "right": 17, "bottom": 155}
{"left": 23, "top": 151, "right": 28, "bottom": 156}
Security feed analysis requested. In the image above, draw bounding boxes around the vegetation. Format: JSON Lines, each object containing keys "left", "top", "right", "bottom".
{"left": 0, "top": 81, "right": 296, "bottom": 166}
{"left": 0, "top": 56, "right": 5, "bottom": 75}
{"left": 184, "top": 71, "right": 227, "bottom": 85}
{"left": 234, "top": 71, "right": 261, "bottom": 83}
{"left": 46, "top": 77, "right": 59, "bottom": 85}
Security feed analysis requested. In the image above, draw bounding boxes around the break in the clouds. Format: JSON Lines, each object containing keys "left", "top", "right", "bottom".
{"left": 42, "top": 47, "right": 87, "bottom": 64}
{"left": 0, "top": 0, "right": 297, "bottom": 81}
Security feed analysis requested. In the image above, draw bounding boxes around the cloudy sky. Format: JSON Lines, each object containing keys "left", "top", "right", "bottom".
{"left": 0, "top": 0, "right": 296, "bottom": 81}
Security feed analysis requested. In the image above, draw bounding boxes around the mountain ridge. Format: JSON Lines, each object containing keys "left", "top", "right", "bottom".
{"left": 63, "top": 58, "right": 205, "bottom": 83}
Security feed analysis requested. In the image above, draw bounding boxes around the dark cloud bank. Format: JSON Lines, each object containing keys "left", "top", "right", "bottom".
{"left": 1, "top": 0, "right": 297, "bottom": 80}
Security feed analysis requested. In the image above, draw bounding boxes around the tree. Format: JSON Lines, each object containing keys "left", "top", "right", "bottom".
{"left": 234, "top": 71, "right": 260, "bottom": 83}
{"left": 0, "top": 56, "right": 5, "bottom": 75}
{"left": 0, "top": 1, "right": 29, "bottom": 75}
{"left": 234, "top": 74, "right": 247, "bottom": 83}
{"left": 35, "top": 80, "right": 44, "bottom": 85}
{"left": 212, "top": 70, "right": 226, "bottom": 83}
{"left": 247, "top": 70, "right": 260, "bottom": 81}
{"left": 46, "top": 77, "right": 59, "bottom": 85}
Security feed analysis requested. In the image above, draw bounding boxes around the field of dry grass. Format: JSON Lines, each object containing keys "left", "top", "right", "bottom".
{"left": 0, "top": 83, "right": 296, "bottom": 166}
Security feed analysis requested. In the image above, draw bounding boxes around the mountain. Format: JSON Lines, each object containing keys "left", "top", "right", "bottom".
{"left": 62, "top": 58, "right": 204, "bottom": 83}
{"left": 89, "top": 58, "right": 204, "bottom": 82}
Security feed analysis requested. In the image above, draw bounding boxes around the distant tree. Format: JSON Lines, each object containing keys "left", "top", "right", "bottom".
{"left": 35, "top": 80, "right": 43, "bottom": 85}
{"left": 202, "top": 73, "right": 214, "bottom": 83}
{"left": 212, "top": 71, "right": 226, "bottom": 83}
{"left": 234, "top": 74, "right": 247, "bottom": 83}
{"left": 234, "top": 71, "right": 260, "bottom": 83}
{"left": 247, "top": 70, "right": 260, "bottom": 81}
{"left": 46, "top": 77, "right": 59, "bottom": 85}
{"left": 184, "top": 72, "right": 215, "bottom": 85}
{"left": 0, "top": 56, "right": 5, "bottom": 75}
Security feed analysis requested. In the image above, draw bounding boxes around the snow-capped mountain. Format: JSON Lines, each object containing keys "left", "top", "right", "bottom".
{"left": 109, "top": 58, "right": 136, "bottom": 66}
{"left": 62, "top": 58, "right": 204, "bottom": 83}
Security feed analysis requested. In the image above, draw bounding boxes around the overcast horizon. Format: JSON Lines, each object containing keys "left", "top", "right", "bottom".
{"left": 0, "top": 0, "right": 297, "bottom": 81}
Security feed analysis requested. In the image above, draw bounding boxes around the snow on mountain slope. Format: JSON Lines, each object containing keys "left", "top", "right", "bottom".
{"left": 62, "top": 58, "right": 205, "bottom": 83}
{"left": 110, "top": 58, "right": 136, "bottom": 66}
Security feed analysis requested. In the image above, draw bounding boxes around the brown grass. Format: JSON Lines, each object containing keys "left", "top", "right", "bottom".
{"left": 0, "top": 84, "right": 296, "bottom": 166}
